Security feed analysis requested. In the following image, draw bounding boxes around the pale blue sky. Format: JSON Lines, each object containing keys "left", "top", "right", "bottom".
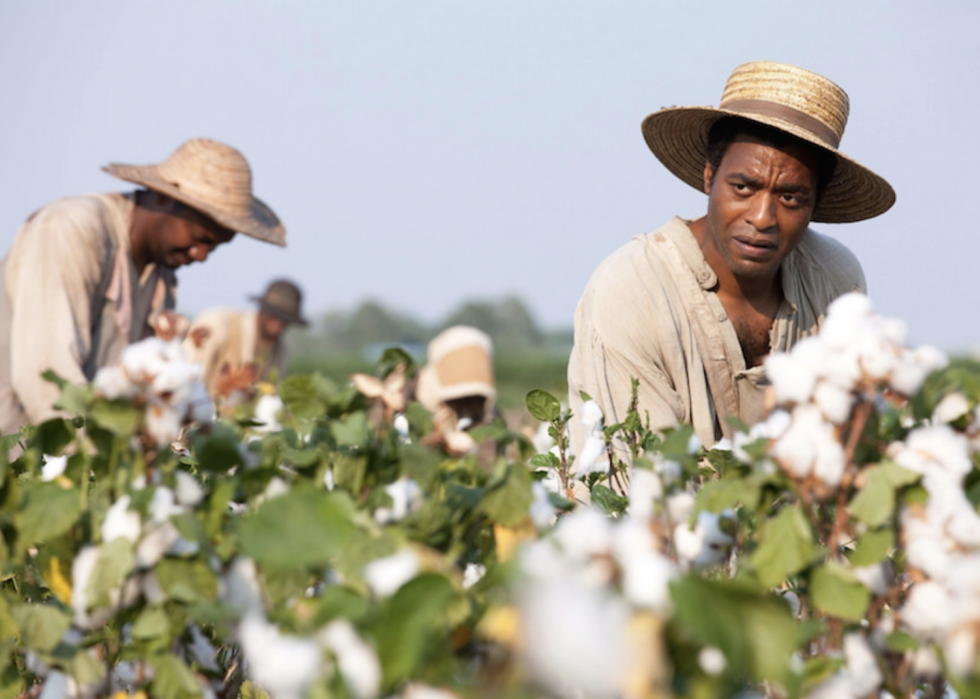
{"left": 1, "top": 2, "right": 976, "bottom": 350}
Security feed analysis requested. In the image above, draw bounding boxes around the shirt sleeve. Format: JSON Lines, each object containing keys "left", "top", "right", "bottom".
{"left": 7, "top": 199, "right": 114, "bottom": 423}
{"left": 566, "top": 249, "right": 687, "bottom": 469}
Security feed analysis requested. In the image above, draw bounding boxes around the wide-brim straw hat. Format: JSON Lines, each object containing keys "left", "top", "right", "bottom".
{"left": 102, "top": 138, "right": 285, "bottom": 245}
{"left": 641, "top": 61, "right": 895, "bottom": 223}
{"left": 250, "top": 279, "right": 308, "bottom": 327}
{"left": 416, "top": 326, "right": 496, "bottom": 413}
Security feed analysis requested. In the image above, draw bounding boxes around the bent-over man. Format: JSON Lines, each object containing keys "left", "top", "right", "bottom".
{"left": 0, "top": 138, "right": 286, "bottom": 433}
{"left": 568, "top": 61, "right": 895, "bottom": 461}
{"left": 183, "top": 279, "right": 308, "bottom": 397}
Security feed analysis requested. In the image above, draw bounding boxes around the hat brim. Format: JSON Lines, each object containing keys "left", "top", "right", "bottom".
{"left": 640, "top": 106, "right": 895, "bottom": 224}
{"left": 102, "top": 162, "right": 286, "bottom": 246}
{"left": 251, "top": 297, "right": 309, "bottom": 327}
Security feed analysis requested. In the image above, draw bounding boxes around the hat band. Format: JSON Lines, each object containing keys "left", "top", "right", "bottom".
{"left": 722, "top": 99, "right": 841, "bottom": 149}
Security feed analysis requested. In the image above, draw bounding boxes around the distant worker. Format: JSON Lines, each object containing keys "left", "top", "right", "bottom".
{"left": 416, "top": 326, "right": 497, "bottom": 430}
{"left": 0, "top": 138, "right": 285, "bottom": 434}
{"left": 184, "top": 279, "right": 308, "bottom": 397}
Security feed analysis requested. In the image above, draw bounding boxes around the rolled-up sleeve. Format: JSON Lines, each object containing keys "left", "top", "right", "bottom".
{"left": 7, "top": 202, "right": 112, "bottom": 422}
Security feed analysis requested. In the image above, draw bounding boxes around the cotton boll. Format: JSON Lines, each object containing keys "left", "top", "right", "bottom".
{"left": 843, "top": 633, "right": 883, "bottom": 696}
{"left": 71, "top": 546, "right": 100, "bottom": 629}
{"left": 260, "top": 477, "right": 290, "bottom": 503}
{"left": 393, "top": 413, "right": 410, "bottom": 442}
{"left": 145, "top": 400, "right": 183, "bottom": 446}
{"left": 580, "top": 400, "right": 605, "bottom": 435}
{"left": 364, "top": 549, "right": 419, "bottom": 597}
{"left": 463, "top": 563, "right": 486, "bottom": 590}
{"left": 802, "top": 674, "right": 860, "bottom": 699}
{"left": 188, "top": 626, "right": 219, "bottom": 672}
{"left": 811, "top": 437, "right": 846, "bottom": 488}
{"left": 93, "top": 365, "right": 140, "bottom": 401}
{"left": 529, "top": 482, "right": 557, "bottom": 529}
{"left": 620, "top": 550, "right": 674, "bottom": 612}
{"left": 770, "top": 405, "right": 825, "bottom": 478}
{"left": 120, "top": 338, "right": 169, "bottom": 381}
{"left": 901, "top": 581, "right": 953, "bottom": 640}
{"left": 519, "top": 577, "right": 627, "bottom": 699}
{"left": 253, "top": 394, "right": 284, "bottom": 434}
{"left": 628, "top": 469, "right": 663, "bottom": 521}
{"left": 136, "top": 522, "right": 181, "bottom": 568}
{"left": 901, "top": 425, "right": 972, "bottom": 482}
{"left": 102, "top": 496, "right": 142, "bottom": 544}
{"left": 532, "top": 420, "right": 555, "bottom": 455}
{"left": 150, "top": 486, "right": 183, "bottom": 523}
{"left": 553, "top": 507, "right": 613, "bottom": 562}
{"left": 851, "top": 561, "right": 892, "bottom": 596}
{"left": 174, "top": 471, "right": 204, "bottom": 507}
{"left": 385, "top": 478, "right": 423, "bottom": 521}
{"left": 320, "top": 620, "right": 382, "bottom": 699}
{"left": 186, "top": 381, "right": 214, "bottom": 423}
{"left": 673, "top": 511, "right": 734, "bottom": 570}
{"left": 765, "top": 352, "right": 817, "bottom": 405}
{"left": 698, "top": 646, "right": 727, "bottom": 676}
{"left": 943, "top": 625, "right": 980, "bottom": 679}
{"left": 934, "top": 392, "right": 971, "bottom": 425}
{"left": 219, "top": 557, "right": 264, "bottom": 617}
{"left": 41, "top": 454, "right": 68, "bottom": 482}
{"left": 575, "top": 435, "right": 608, "bottom": 476}
{"left": 813, "top": 381, "right": 854, "bottom": 425}
{"left": 903, "top": 519, "right": 952, "bottom": 581}
{"left": 666, "top": 492, "right": 695, "bottom": 526}
{"left": 909, "top": 645, "right": 943, "bottom": 677}
{"left": 687, "top": 433, "right": 702, "bottom": 455}
{"left": 38, "top": 671, "right": 72, "bottom": 699}
{"left": 239, "top": 614, "right": 322, "bottom": 699}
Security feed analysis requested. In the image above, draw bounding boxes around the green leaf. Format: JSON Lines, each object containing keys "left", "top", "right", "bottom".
{"left": 376, "top": 573, "right": 456, "bottom": 686}
{"left": 810, "top": 561, "right": 871, "bottom": 622}
{"left": 69, "top": 649, "right": 105, "bottom": 687}
{"left": 529, "top": 452, "right": 560, "bottom": 469}
{"left": 670, "top": 576, "right": 797, "bottom": 684}
{"left": 279, "top": 375, "right": 328, "bottom": 420}
{"left": 17, "top": 483, "right": 82, "bottom": 546}
{"left": 885, "top": 631, "right": 918, "bottom": 652}
{"left": 193, "top": 424, "right": 244, "bottom": 473}
{"left": 525, "top": 390, "right": 560, "bottom": 422}
{"left": 155, "top": 559, "right": 218, "bottom": 604}
{"left": 32, "top": 419, "right": 75, "bottom": 456}
{"left": 330, "top": 412, "right": 370, "bottom": 449}
{"left": 480, "top": 463, "right": 533, "bottom": 527}
{"left": 132, "top": 605, "right": 172, "bottom": 641}
{"left": 591, "top": 485, "right": 629, "bottom": 517}
{"left": 11, "top": 604, "right": 70, "bottom": 652}
{"left": 849, "top": 462, "right": 920, "bottom": 526}
{"left": 239, "top": 487, "right": 358, "bottom": 570}
{"left": 848, "top": 528, "right": 894, "bottom": 567}
{"left": 50, "top": 379, "right": 92, "bottom": 417}
{"left": 751, "top": 505, "right": 816, "bottom": 588}
{"left": 240, "top": 680, "right": 272, "bottom": 699}
{"left": 696, "top": 473, "right": 763, "bottom": 514}
{"left": 87, "top": 538, "right": 136, "bottom": 609}
{"left": 89, "top": 399, "right": 140, "bottom": 436}
{"left": 149, "top": 655, "right": 204, "bottom": 699}
{"left": 400, "top": 444, "right": 441, "bottom": 488}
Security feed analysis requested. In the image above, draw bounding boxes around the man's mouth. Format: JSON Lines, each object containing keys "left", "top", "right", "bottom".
{"left": 733, "top": 236, "right": 777, "bottom": 258}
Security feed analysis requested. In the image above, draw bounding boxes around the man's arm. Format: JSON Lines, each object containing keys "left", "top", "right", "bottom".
{"left": 7, "top": 200, "right": 113, "bottom": 423}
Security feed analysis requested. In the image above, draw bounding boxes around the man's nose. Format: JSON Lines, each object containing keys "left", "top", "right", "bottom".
{"left": 746, "top": 192, "right": 777, "bottom": 231}
{"left": 188, "top": 245, "right": 211, "bottom": 263}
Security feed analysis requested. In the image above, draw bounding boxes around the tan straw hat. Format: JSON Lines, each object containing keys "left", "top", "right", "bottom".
{"left": 416, "top": 326, "right": 496, "bottom": 413}
{"left": 250, "top": 279, "right": 309, "bottom": 327}
{"left": 641, "top": 61, "right": 895, "bottom": 223}
{"left": 102, "top": 138, "right": 285, "bottom": 245}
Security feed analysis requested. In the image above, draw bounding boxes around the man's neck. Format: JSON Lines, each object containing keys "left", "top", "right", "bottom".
{"left": 129, "top": 195, "right": 153, "bottom": 274}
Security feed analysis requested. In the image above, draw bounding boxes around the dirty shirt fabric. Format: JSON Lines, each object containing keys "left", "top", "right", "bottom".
{"left": 183, "top": 308, "right": 286, "bottom": 398}
{"left": 567, "top": 216, "right": 866, "bottom": 467}
{"left": 0, "top": 193, "right": 177, "bottom": 433}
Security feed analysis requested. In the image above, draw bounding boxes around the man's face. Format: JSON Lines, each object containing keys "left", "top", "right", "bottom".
{"left": 257, "top": 311, "right": 287, "bottom": 342}
{"left": 701, "top": 134, "right": 820, "bottom": 282}
{"left": 152, "top": 201, "right": 236, "bottom": 269}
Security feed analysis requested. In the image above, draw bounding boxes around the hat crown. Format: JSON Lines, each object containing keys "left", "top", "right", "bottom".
{"left": 156, "top": 138, "right": 255, "bottom": 218}
{"left": 718, "top": 61, "right": 850, "bottom": 149}
{"left": 259, "top": 279, "right": 302, "bottom": 314}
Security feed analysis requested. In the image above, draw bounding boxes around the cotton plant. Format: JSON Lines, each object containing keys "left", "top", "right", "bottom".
{"left": 93, "top": 336, "right": 213, "bottom": 446}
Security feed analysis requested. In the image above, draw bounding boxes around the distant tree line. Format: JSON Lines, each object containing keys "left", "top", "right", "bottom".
{"left": 290, "top": 295, "right": 572, "bottom": 358}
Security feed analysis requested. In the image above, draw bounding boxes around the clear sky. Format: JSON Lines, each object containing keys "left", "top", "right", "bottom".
{"left": 1, "top": 2, "right": 976, "bottom": 350}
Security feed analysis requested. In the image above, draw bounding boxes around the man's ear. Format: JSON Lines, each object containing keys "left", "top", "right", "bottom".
{"left": 703, "top": 162, "right": 714, "bottom": 194}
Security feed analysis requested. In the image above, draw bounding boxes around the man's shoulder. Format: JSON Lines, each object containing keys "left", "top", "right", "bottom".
{"left": 791, "top": 228, "right": 865, "bottom": 290}
{"left": 585, "top": 218, "right": 684, "bottom": 292}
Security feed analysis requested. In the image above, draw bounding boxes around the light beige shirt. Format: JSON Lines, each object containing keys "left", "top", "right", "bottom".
{"left": 0, "top": 193, "right": 176, "bottom": 432}
{"left": 567, "top": 216, "right": 866, "bottom": 465}
{"left": 183, "top": 308, "right": 286, "bottom": 398}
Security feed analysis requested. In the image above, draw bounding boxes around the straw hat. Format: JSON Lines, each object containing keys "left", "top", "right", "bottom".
{"left": 250, "top": 279, "right": 308, "bottom": 327}
{"left": 416, "top": 326, "right": 496, "bottom": 413}
{"left": 641, "top": 61, "right": 895, "bottom": 223}
{"left": 103, "top": 138, "right": 285, "bottom": 245}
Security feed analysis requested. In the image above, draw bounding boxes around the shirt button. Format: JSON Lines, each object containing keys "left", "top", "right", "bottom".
{"left": 717, "top": 311, "right": 728, "bottom": 322}
{"left": 697, "top": 270, "right": 711, "bottom": 283}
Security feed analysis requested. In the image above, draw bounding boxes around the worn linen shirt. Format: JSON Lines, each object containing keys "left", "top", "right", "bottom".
{"left": 183, "top": 308, "right": 287, "bottom": 397}
{"left": 0, "top": 193, "right": 176, "bottom": 433}
{"left": 567, "top": 216, "right": 866, "bottom": 465}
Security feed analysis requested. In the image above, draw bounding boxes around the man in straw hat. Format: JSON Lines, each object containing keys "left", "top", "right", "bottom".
{"left": 183, "top": 279, "right": 308, "bottom": 399}
{"left": 416, "top": 325, "right": 497, "bottom": 430}
{"left": 568, "top": 61, "right": 894, "bottom": 464}
{"left": 0, "top": 138, "right": 285, "bottom": 434}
